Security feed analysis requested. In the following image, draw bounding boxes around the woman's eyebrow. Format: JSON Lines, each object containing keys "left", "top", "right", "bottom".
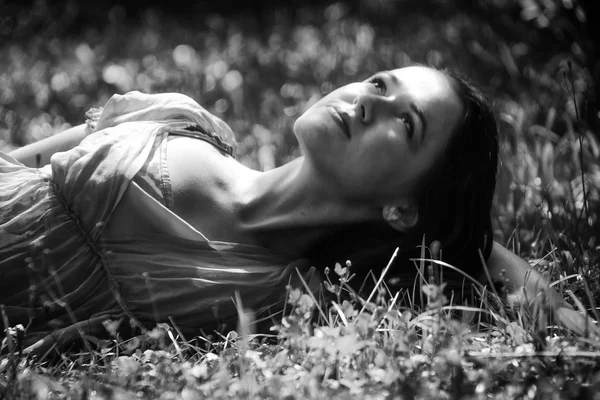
{"left": 383, "top": 71, "right": 427, "bottom": 142}
{"left": 410, "top": 102, "right": 427, "bottom": 143}
{"left": 383, "top": 71, "right": 399, "bottom": 85}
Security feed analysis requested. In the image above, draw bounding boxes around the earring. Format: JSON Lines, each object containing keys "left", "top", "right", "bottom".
{"left": 383, "top": 206, "right": 399, "bottom": 221}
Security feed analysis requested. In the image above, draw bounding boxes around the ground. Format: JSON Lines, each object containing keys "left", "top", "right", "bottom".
{"left": 0, "top": 0, "right": 599, "bottom": 398}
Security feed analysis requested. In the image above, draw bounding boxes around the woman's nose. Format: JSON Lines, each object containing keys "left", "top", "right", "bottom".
{"left": 354, "top": 93, "right": 387, "bottom": 124}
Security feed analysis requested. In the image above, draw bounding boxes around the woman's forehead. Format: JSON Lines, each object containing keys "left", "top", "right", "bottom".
{"left": 388, "top": 66, "right": 455, "bottom": 99}
{"left": 389, "top": 66, "right": 463, "bottom": 139}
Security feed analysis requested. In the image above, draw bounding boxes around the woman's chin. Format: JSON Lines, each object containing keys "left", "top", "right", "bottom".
{"left": 292, "top": 115, "right": 315, "bottom": 148}
{"left": 293, "top": 112, "right": 313, "bottom": 136}
{"left": 294, "top": 109, "right": 338, "bottom": 144}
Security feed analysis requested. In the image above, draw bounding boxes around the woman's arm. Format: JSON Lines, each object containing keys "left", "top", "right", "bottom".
{"left": 485, "top": 241, "right": 567, "bottom": 309}
{"left": 7, "top": 124, "right": 88, "bottom": 167}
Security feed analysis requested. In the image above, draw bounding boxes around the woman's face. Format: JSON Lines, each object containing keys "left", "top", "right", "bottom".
{"left": 294, "top": 66, "right": 464, "bottom": 204}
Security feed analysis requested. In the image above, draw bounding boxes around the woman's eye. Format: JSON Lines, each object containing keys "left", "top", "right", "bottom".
{"left": 367, "top": 76, "right": 386, "bottom": 94}
{"left": 400, "top": 114, "right": 414, "bottom": 138}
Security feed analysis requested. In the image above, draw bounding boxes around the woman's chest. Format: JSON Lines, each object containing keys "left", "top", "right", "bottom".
{"left": 165, "top": 136, "right": 256, "bottom": 244}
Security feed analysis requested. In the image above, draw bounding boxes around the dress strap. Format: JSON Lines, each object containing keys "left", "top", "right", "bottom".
{"left": 168, "top": 124, "right": 235, "bottom": 157}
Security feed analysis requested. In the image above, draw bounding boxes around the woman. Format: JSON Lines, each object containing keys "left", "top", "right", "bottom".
{"left": 1, "top": 66, "right": 565, "bottom": 353}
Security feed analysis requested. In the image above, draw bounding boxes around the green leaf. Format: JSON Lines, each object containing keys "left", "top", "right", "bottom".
{"left": 335, "top": 335, "right": 365, "bottom": 358}
{"left": 556, "top": 307, "right": 599, "bottom": 337}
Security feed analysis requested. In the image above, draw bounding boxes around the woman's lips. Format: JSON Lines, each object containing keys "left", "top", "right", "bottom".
{"left": 327, "top": 106, "right": 351, "bottom": 139}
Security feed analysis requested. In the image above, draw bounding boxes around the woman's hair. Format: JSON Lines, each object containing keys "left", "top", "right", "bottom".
{"left": 412, "top": 68, "right": 499, "bottom": 267}
{"left": 306, "top": 67, "right": 499, "bottom": 295}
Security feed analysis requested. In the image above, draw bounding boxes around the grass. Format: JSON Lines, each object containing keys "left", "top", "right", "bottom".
{"left": 1, "top": 0, "right": 600, "bottom": 398}
{"left": 2, "top": 254, "right": 600, "bottom": 399}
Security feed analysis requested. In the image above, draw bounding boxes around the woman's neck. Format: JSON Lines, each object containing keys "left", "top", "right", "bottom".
{"left": 232, "top": 157, "right": 380, "bottom": 258}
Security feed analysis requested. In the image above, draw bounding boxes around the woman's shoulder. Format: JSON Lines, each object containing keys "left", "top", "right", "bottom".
{"left": 166, "top": 134, "right": 239, "bottom": 199}
{"left": 88, "top": 91, "right": 237, "bottom": 151}
{"left": 164, "top": 134, "right": 256, "bottom": 243}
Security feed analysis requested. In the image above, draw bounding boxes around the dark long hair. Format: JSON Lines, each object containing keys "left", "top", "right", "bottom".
{"left": 306, "top": 68, "right": 499, "bottom": 296}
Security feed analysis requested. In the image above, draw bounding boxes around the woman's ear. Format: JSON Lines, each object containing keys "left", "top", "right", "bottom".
{"left": 382, "top": 204, "right": 419, "bottom": 232}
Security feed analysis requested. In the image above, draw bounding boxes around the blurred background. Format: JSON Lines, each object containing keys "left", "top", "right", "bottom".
{"left": 0, "top": 0, "right": 598, "bottom": 274}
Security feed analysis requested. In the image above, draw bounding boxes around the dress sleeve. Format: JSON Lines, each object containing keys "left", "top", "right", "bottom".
{"left": 87, "top": 91, "right": 237, "bottom": 152}
{"left": 50, "top": 121, "right": 162, "bottom": 241}
{"left": 50, "top": 91, "right": 238, "bottom": 240}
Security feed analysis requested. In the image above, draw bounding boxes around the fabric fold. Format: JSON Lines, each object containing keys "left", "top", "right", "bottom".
{"left": 1, "top": 91, "right": 300, "bottom": 348}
